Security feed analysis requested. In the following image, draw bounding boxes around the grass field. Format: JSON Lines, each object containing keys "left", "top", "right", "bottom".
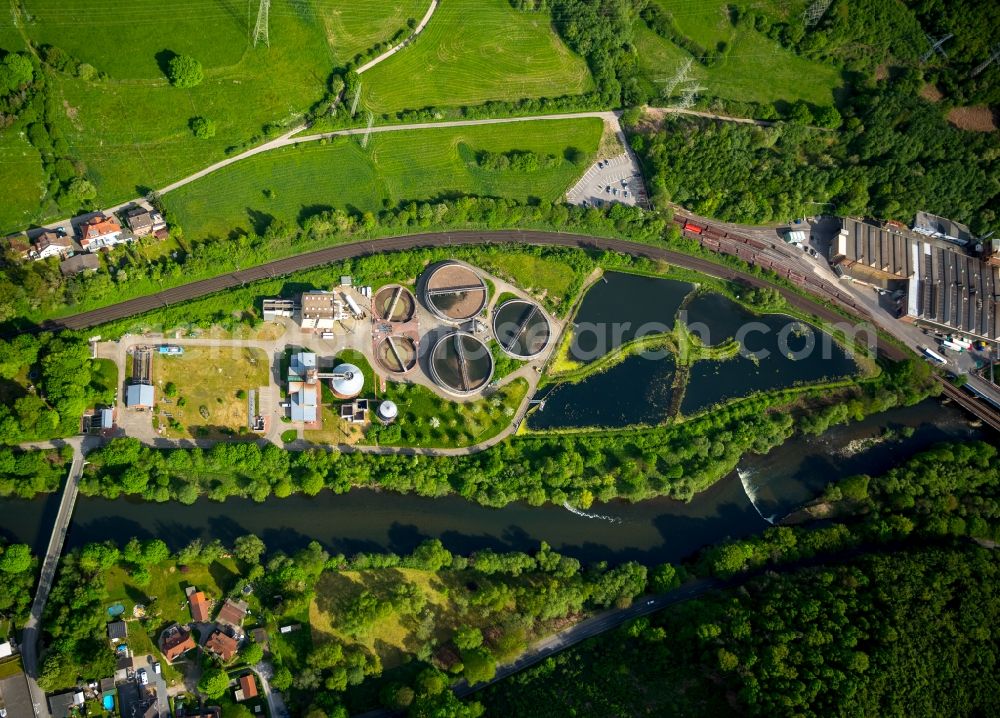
{"left": 477, "top": 253, "right": 580, "bottom": 312}
{"left": 0, "top": 131, "right": 48, "bottom": 231}
{"left": 154, "top": 346, "right": 269, "bottom": 438}
{"left": 360, "top": 0, "right": 593, "bottom": 113}
{"left": 163, "top": 117, "right": 602, "bottom": 240}
{"left": 317, "top": 0, "right": 429, "bottom": 61}
{"left": 380, "top": 378, "right": 528, "bottom": 449}
{"left": 635, "top": 0, "right": 843, "bottom": 107}
{"left": 90, "top": 358, "right": 119, "bottom": 406}
{"left": 6, "top": 0, "right": 449, "bottom": 216}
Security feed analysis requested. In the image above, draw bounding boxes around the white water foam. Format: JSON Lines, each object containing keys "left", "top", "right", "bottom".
{"left": 562, "top": 501, "right": 622, "bottom": 524}
{"left": 737, "top": 468, "right": 777, "bottom": 525}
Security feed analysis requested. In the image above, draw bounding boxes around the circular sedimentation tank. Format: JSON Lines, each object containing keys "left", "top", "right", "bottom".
{"left": 330, "top": 363, "right": 364, "bottom": 399}
{"left": 372, "top": 284, "right": 416, "bottom": 323}
{"left": 377, "top": 400, "right": 398, "bottom": 422}
{"left": 493, "top": 299, "right": 550, "bottom": 359}
{"left": 375, "top": 335, "right": 417, "bottom": 374}
{"left": 423, "top": 262, "right": 488, "bottom": 323}
{"left": 429, "top": 331, "right": 494, "bottom": 395}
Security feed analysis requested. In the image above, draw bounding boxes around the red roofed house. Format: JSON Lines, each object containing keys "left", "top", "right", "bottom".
{"left": 79, "top": 215, "right": 124, "bottom": 251}
{"left": 160, "top": 624, "right": 196, "bottom": 662}
{"left": 216, "top": 598, "right": 248, "bottom": 634}
{"left": 205, "top": 630, "right": 239, "bottom": 662}
{"left": 188, "top": 590, "right": 210, "bottom": 623}
{"left": 234, "top": 674, "right": 258, "bottom": 702}
{"left": 3, "top": 232, "right": 33, "bottom": 260}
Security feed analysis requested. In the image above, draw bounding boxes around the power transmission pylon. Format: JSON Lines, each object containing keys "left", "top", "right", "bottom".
{"left": 676, "top": 84, "right": 705, "bottom": 110}
{"left": 921, "top": 33, "right": 953, "bottom": 63}
{"left": 656, "top": 58, "right": 693, "bottom": 101}
{"left": 802, "top": 0, "right": 832, "bottom": 27}
{"left": 252, "top": 0, "right": 270, "bottom": 48}
{"left": 350, "top": 82, "right": 362, "bottom": 118}
{"left": 361, "top": 113, "right": 375, "bottom": 148}
{"left": 970, "top": 44, "right": 1000, "bottom": 78}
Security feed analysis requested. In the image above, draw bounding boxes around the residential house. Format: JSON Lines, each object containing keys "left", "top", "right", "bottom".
{"left": 126, "top": 207, "right": 167, "bottom": 238}
{"left": 188, "top": 589, "right": 211, "bottom": 623}
{"left": 79, "top": 215, "right": 124, "bottom": 251}
{"left": 205, "top": 630, "right": 239, "bottom": 662}
{"left": 34, "top": 231, "right": 74, "bottom": 260}
{"left": 108, "top": 620, "right": 128, "bottom": 641}
{"left": 2, "top": 232, "right": 32, "bottom": 260}
{"left": 160, "top": 624, "right": 196, "bottom": 662}
{"left": 234, "top": 673, "right": 258, "bottom": 702}
{"left": 60, "top": 253, "right": 100, "bottom": 276}
{"left": 48, "top": 690, "right": 85, "bottom": 718}
{"left": 216, "top": 598, "right": 248, "bottom": 633}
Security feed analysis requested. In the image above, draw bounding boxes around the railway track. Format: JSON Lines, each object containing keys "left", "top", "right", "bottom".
{"left": 40, "top": 226, "right": 1000, "bottom": 429}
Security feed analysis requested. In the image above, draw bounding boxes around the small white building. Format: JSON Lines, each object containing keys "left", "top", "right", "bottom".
{"left": 34, "top": 231, "right": 74, "bottom": 260}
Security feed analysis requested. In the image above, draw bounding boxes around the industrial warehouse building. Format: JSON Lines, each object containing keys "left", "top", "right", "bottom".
{"left": 832, "top": 217, "right": 1000, "bottom": 341}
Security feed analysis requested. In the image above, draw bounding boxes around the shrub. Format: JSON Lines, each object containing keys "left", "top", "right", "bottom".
{"left": 168, "top": 55, "right": 204, "bottom": 88}
{"left": 190, "top": 116, "right": 216, "bottom": 139}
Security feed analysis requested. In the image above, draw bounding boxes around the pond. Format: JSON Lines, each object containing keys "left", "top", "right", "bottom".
{"left": 529, "top": 353, "right": 676, "bottom": 430}
{"left": 569, "top": 272, "right": 693, "bottom": 364}
{"left": 540, "top": 275, "right": 859, "bottom": 429}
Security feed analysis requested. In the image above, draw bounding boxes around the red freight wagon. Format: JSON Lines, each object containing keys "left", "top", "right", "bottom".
{"left": 683, "top": 222, "right": 703, "bottom": 234}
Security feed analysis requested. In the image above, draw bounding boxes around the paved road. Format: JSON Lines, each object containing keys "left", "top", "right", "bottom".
{"left": 355, "top": 0, "right": 439, "bottom": 74}
{"left": 21, "top": 436, "right": 90, "bottom": 718}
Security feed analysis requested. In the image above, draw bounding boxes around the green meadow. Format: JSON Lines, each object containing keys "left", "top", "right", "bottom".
{"left": 163, "top": 117, "right": 603, "bottom": 240}
{"left": 360, "top": 0, "right": 593, "bottom": 114}
{"left": 635, "top": 0, "right": 843, "bottom": 107}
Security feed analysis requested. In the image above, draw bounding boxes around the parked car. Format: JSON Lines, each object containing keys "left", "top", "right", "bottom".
{"left": 605, "top": 185, "right": 611, "bottom": 192}
{"left": 138, "top": 669, "right": 148, "bottom": 686}
{"left": 153, "top": 662, "right": 161, "bottom": 674}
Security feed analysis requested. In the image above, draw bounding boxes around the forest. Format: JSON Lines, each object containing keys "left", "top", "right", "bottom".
{"left": 480, "top": 439, "right": 1000, "bottom": 716}
{"left": 632, "top": 79, "right": 1000, "bottom": 234}
{"left": 75, "top": 356, "right": 933, "bottom": 508}
{"left": 480, "top": 544, "right": 1000, "bottom": 717}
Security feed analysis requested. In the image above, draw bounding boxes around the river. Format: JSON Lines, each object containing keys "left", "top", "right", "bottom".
{"left": 0, "top": 400, "right": 985, "bottom": 565}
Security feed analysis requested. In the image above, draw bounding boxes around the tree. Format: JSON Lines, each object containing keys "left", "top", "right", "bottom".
{"left": 380, "top": 682, "right": 415, "bottom": 710}
{"left": 198, "top": 667, "right": 230, "bottom": 698}
{"left": 64, "top": 177, "right": 97, "bottom": 203}
{"left": 222, "top": 706, "right": 253, "bottom": 718}
{"left": 453, "top": 626, "right": 483, "bottom": 651}
{"left": 240, "top": 641, "right": 264, "bottom": 666}
{"left": 234, "top": 534, "right": 266, "bottom": 565}
{"left": 461, "top": 647, "right": 496, "bottom": 685}
{"left": 0, "top": 543, "right": 32, "bottom": 573}
{"left": 0, "top": 53, "right": 33, "bottom": 95}
{"left": 271, "top": 665, "right": 293, "bottom": 691}
{"left": 650, "top": 563, "right": 681, "bottom": 593}
{"left": 168, "top": 55, "right": 204, "bottom": 88}
{"left": 190, "top": 116, "right": 216, "bottom": 139}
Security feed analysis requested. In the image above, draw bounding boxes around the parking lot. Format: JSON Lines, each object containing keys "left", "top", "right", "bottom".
{"left": 566, "top": 153, "right": 646, "bottom": 209}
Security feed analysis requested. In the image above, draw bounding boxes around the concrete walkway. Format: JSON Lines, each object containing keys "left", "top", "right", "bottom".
{"left": 355, "top": 0, "right": 439, "bottom": 74}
